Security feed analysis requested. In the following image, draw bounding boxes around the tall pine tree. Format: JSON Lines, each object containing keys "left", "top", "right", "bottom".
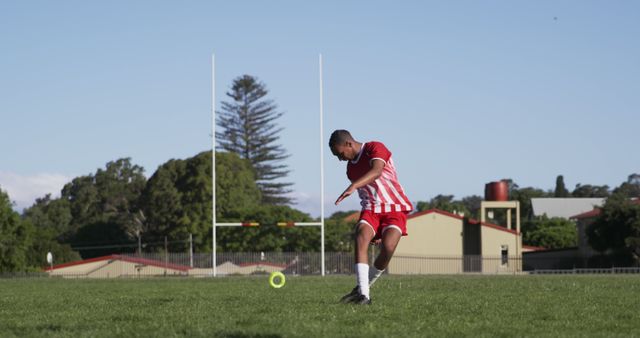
{"left": 554, "top": 175, "right": 570, "bottom": 197}
{"left": 216, "top": 75, "right": 292, "bottom": 205}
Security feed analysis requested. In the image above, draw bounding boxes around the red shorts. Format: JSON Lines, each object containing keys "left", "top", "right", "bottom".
{"left": 357, "top": 210, "right": 408, "bottom": 240}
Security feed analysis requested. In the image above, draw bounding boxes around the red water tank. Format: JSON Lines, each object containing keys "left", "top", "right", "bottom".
{"left": 485, "top": 181, "right": 508, "bottom": 201}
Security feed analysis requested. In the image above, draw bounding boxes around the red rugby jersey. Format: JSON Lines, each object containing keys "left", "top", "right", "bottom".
{"left": 346, "top": 141, "right": 413, "bottom": 213}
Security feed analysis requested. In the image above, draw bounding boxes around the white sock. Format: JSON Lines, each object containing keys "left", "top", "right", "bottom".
{"left": 356, "top": 263, "right": 370, "bottom": 299}
{"left": 369, "top": 266, "right": 385, "bottom": 287}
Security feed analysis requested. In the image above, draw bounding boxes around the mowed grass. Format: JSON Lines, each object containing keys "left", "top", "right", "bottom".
{"left": 1, "top": 275, "right": 639, "bottom": 337}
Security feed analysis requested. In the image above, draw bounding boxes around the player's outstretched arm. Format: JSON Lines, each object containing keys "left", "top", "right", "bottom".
{"left": 335, "top": 159, "right": 385, "bottom": 205}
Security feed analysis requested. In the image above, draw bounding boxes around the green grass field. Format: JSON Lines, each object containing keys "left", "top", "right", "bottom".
{"left": 1, "top": 275, "right": 639, "bottom": 337}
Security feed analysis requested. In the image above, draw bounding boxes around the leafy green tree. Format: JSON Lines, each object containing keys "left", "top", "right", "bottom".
{"left": 522, "top": 215, "right": 577, "bottom": 249}
{"left": 59, "top": 158, "right": 146, "bottom": 257}
{"left": 61, "top": 175, "right": 98, "bottom": 237}
{"left": 415, "top": 201, "right": 430, "bottom": 212}
{"left": 572, "top": 184, "right": 610, "bottom": 198}
{"left": 323, "top": 211, "right": 358, "bottom": 252}
{"left": 216, "top": 205, "right": 316, "bottom": 252}
{"left": 461, "top": 195, "right": 482, "bottom": 219}
{"left": 93, "top": 158, "right": 146, "bottom": 237}
{"left": 24, "top": 224, "right": 81, "bottom": 268}
{"left": 0, "top": 187, "right": 32, "bottom": 272}
{"left": 140, "top": 151, "right": 262, "bottom": 253}
{"left": 612, "top": 173, "right": 640, "bottom": 198}
{"left": 421, "top": 195, "right": 470, "bottom": 215}
{"left": 554, "top": 175, "right": 570, "bottom": 197}
{"left": 23, "top": 194, "right": 72, "bottom": 241}
{"left": 586, "top": 192, "right": 640, "bottom": 264}
{"left": 213, "top": 152, "right": 263, "bottom": 219}
{"left": 216, "top": 75, "right": 292, "bottom": 205}
{"left": 22, "top": 195, "right": 80, "bottom": 268}
{"left": 137, "top": 159, "right": 183, "bottom": 248}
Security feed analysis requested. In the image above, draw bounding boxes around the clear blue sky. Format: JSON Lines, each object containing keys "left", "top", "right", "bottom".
{"left": 1, "top": 1, "right": 638, "bottom": 216}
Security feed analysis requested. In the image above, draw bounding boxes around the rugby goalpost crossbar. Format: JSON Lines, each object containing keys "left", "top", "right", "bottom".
{"left": 215, "top": 222, "right": 323, "bottom": 227}
{"left": 211, "top": 54, "right": 326, "bottom": 277}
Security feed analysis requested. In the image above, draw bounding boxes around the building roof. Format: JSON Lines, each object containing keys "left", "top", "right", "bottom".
{"left": 45, "top": 254, "right": 192, "bottom": 272}
{"left": 570, "top": 198, "right": 640, "bottom": 219}
{"left": 409, "top": 208, "right": 518, "bottom": 235}
{"left": 570, "top": 208, "right": 601, "bottom": 220}
{"left": 531, "top": 198, "right": 605, "bottom": 219}
{"left": 522, "top": 245, "right": 547, "bottom": 251}
{"left": 522, "top": 246, "right": 579, "bottom": 254}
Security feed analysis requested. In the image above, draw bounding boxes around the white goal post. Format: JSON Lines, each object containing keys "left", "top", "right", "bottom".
{"left": 211, "top": 54, "right": 326, "bottom": 277}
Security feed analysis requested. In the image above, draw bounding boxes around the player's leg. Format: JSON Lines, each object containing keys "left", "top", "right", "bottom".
{"left": 340, "top": 221, "right": 375, "bottom": 304}
{"left": 355, "top": 221, "right": 375, "bottom": 264}
{"left": 368, "top": 227, "right": 402, "bottom": 288}
{"left": 374, "top": 226, "right": 402, "bottom": 270}
{"left": 354, "top": 222, "right": 375, "bottom": 301}
{"left": 370, "top": 212, "right": 407, "bottom": 288}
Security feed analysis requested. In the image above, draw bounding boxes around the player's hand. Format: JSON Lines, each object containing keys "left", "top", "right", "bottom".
{"left": 370, "top": 239, "right": 381, "bottom": 246}
{"left": 335, "top": 185, "right": 356, "bottom": 205}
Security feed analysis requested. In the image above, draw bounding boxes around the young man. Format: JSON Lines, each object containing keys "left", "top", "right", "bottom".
{"left": 329, "top": 130, "right": 413, "bottom": 305}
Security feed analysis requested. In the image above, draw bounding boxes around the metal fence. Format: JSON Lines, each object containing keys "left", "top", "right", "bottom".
{"left": 530, "top": 267, "right": 640, "bottom": 274}
{"left": 390, "top": 255, "right": 524, "bottom": 275}
{"left": 114, "top": 252, "right": 354, "bottom": 276}
{"left": 37, "top": 252, "right": 354, "bottom": 278}
{"left": 3, "top": 252, "right": 639, "bottom": 278}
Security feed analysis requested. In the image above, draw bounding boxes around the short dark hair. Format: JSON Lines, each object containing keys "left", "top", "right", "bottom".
{"left": 329, "top": 130, "right": 354, "bottom": 148}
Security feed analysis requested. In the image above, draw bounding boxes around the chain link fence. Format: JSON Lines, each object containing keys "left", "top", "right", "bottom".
{"left": 2, "top": 252, "right": 639, "bottom": 278}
